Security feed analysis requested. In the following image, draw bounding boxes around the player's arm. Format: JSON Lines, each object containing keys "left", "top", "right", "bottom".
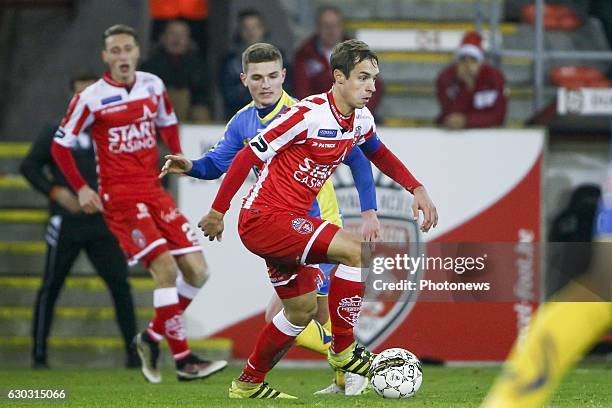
{"left": 51, "top": 94, "right": 102, "bottom": 214}
{"left": 358, "top": 130, "right": 438, "bottom": 232}
{"left": 160, "top": 118, "right": 244, "bottom": 180}
{"left": 20, "top": 124, "right": 81, "bottom": 213}
{"left": 156, "top": 87, "right": 182, "bottom": 154}
{"left": 199, "top": 105, "right": 310, "bottom": 241}
{"left": 343, "top": 147, "right": 380, "bottom": 241}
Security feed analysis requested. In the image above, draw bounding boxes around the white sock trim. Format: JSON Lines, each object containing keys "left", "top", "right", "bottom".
{"left": 153, "top": 287, "right": 179, "bottom": 308}
{"left": 334, "top": 264, "right": 365, "bottom": 283}
{"left": 176, "top": 274, "right": 200, "bottom": 300}
{"left": 272, "top": 310, "right": 305, "bottom": 337}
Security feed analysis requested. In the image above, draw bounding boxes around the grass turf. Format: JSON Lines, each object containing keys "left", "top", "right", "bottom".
{"left": 0, "top": 364, "right": 610, "bottom": 407}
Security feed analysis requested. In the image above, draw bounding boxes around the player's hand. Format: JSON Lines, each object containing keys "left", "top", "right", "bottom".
{"left": 77, "top": 185, "right": 103, "bottom": 214}
{"left": 159, "top": 154, "right": 192, "bottom": 179}
{"left": 361, "top": 209, "right": 381, "bottom": 242}
{"left": 198, "top": 209, "right": 224, "bottom": 242}
{"left": 50, "top": 186, "right": 81, "bottom": 214}
{"left": 411, "top": 186, "right": 438, "bottom": 233}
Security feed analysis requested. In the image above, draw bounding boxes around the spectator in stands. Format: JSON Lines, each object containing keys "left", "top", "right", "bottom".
{"left": 141, "top": 20, "right": 211, "bottom": 123}
{"left": 220, "top": 9, "right": 268, "bottom": 119}
{"left": 436, "top": 31, "right": 507, "bottom": 129}
{"left": 292, "top": 5, "right": 384, "bottom": 116}
{"left": 20, "top": 74, "right": 138, "bottom": 369}
{"left": 148, "top": 0, "right": 208, "bottom": 60}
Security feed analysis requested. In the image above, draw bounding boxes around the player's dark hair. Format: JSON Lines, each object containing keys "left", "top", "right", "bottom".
{"left": 102, "top": 24, "right": 139, "bottom": 48}
{"left": 330, "top": 39, "right": 378, "bottom": 80}
{"left": 241, "top": 42, "right": 283, "bottom": 73}
{"left": 238, "top": 8, "right": 265, "bottom": 23}
{"left": 316, "top": 5, "right": 343, "bottom": 23}
{"left": 69, "top": 72, "right": 97, "bottom": 91}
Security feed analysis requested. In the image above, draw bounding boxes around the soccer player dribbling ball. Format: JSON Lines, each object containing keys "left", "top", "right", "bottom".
{"left": 51, "top": 24, "right": 227, "bottom": 383}
{"left": 160, "top": 42, "right": 380, "bottom": 395}
{"left": 199, "top": 39, "right": 438, "bottom": 399}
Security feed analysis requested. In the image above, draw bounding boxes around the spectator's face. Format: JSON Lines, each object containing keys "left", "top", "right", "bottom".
{"left": 161, "top": 21, "right": 191, "bottom": 56}
{"left": 102, "top": 34, "right": 140, "bottom": 83}
{"left": 240, "top": 59, "right": 285, "bottom": 108}
{"left": 317, "top": 10, "right": 343, "bottom": 49}
{"left": 457, "top": 56, "right": 481, "bottom": 80}
{"left": 240, "top": 16, "right": 265, "bottom": 45}
{"left": 72, "top": 79, "right": 96, "bottom": 94}
{"left": 334, "top": 58, "right": 378, "bottom": 110}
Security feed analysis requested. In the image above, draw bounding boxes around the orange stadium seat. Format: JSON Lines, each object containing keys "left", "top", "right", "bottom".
{"left": 550, "top": 66, "right": 611, "bottom": 89}
{"left": 522, "top": 4, "right": 582, "bottom": 31}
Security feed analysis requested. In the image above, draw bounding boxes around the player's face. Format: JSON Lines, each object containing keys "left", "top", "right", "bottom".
{"left": 102, "top": 34, "right": 140, "bottom": 83}
{"left": 336, "top": 58, "right": 379, "bottom": 110}
{"left": 240, "top": 60, "right": 286, "bottom": 108}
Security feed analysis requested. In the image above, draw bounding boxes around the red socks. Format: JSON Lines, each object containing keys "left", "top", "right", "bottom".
{"left": 147, "top": 287, "right": 190, "bottom": 360}
{"left": 328, "top": 265, "right": 365, "bottom": 353}
{"left": 238, "top": 310, "right": 305, "bottom": 384}
{"left": 176, "top": 274, "right": 201, "bottom": 313}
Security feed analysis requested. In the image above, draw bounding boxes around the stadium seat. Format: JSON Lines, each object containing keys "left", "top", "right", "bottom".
{"left": 550, "top": 66, "right": 611, "bottom": 88}
{"left": 521, "top": 4, "right": 582, "bottom": 31}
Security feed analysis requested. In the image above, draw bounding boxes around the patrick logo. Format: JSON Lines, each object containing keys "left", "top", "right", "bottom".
{"left": 337, "top": 295, "right": 363, "bottom": 327}
{"left": 291, "top": 218, "right": 314, "bottom": 235}
{"left": 165, "top": 315, "right": 186, "bottom": 341}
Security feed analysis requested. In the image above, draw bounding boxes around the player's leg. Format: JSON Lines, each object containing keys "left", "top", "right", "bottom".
{"left": 84, "top": 229, "right": 138, "bottom": 368}
{"left": 322, "top": 229, "right": 377, "bottom": 376}
{"left": 174, "top": 252, "right": 208, "bottom": 312}
{"left": 482, "top": 242, "right": 612, "bottom": 408}
{"left": 32, "top": 216, "right": 81, "bottom": 368}
{"left": 230, "top": 264, "right": 321, "bottom": 399}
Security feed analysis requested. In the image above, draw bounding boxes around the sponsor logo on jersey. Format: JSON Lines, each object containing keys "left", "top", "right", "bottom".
{"left": 131, "top": 229, "right": 146, "bottom": 248}
{"left": 336, "top": 295, "right": 362, "bottom": 326}
{"left": 161, "top": 207, "right": 181, "bottom": 223}
{"left": 101, "top": 95, "right": 122, "bottom": 105}
{"left": 312, "top": 140, "right": 337, "bottom": 148}
{"left": 291, "top": 217, "right": 314, "bottom": 234}
{"left": 136, "top": 203, "right": 150, "bottom": 219}
{"left": 101, "top": 104, "right": 128, "bottom": 115}
{"left": 293, "top": 149, "right": 347, "bottom": 189}
{"left": 107, "top": 105, "right": 157, "bottom": 154}
{"left": 317, "top": 128, "right": 338, "bottom": 138}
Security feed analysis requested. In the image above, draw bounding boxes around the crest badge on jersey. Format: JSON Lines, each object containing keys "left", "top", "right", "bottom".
{"left": 131, "top": 229, "right": 146, "bottom": 248}
{"left": 291, "top": 217, "right": 314, "bottom": 235}
{"left": 354, "top": 125, "right": 362, "bottom": 138}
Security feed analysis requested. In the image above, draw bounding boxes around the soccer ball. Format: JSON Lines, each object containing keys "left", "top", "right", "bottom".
{"left": 370, "top": 348, "right": 423, "bottom": 399}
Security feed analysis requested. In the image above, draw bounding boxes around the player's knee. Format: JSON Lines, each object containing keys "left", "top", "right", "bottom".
{"left": 177, "top": 254, "right": 209, "bottom": 287}
{"left": 284, "top": 298, "right": 318, "bottom": 327}
{"left": 339, "top": 240, "right": 363, "bottom": 267}
{"left": 149, "top": 253, "right": 179, "bottom": 287}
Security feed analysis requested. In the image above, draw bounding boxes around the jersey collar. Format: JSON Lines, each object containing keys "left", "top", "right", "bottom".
{"left": 103, "top": 71, "right": 137, "bottom": 90}
{"left": 257, "top": 90, "right": 295, "bottom": 124}
{"left": 327, "top": 90, "right": 354, "bottom": 132}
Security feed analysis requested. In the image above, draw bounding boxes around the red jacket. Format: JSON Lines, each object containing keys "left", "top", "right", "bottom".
{"left": 292, "top": 36, "right": 384, "bottom": 115}
{"left": 436, "top": 63, "right": 507, "bottom": 128}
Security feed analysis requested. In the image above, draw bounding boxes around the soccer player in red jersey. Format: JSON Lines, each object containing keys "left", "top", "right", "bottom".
{"left": 199, "top": 39, "right": 438, "bottom": 399}
{"left": 51, "top": 24, "right": 226, "bottom": 383}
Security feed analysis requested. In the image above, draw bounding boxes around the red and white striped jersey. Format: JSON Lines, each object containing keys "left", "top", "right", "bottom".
{"left": 243, "top": 90, "right": 376, "bottom": 213}
{"left": 54, "top": 71, "right": 177, "bottom": 198}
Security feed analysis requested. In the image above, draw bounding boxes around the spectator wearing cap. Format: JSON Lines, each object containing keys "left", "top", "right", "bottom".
{"left": 436, "top": 31, "right": 507, "bottom": 129}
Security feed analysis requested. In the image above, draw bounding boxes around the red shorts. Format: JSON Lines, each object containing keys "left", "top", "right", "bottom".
{"left": 103, "top": 190, "right": 201, "bottom": 267}
{"left": 238, "top": 208, "right": 340, "bottom": 299}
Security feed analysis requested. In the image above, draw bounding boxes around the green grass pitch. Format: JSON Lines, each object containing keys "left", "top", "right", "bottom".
{"left": 0, "top": 364, "right": 610, "bottom": 407}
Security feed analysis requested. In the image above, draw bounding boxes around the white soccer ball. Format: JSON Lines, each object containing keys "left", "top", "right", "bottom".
{"left": 370, "top": 347, "right": 423, "bottom": 399}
